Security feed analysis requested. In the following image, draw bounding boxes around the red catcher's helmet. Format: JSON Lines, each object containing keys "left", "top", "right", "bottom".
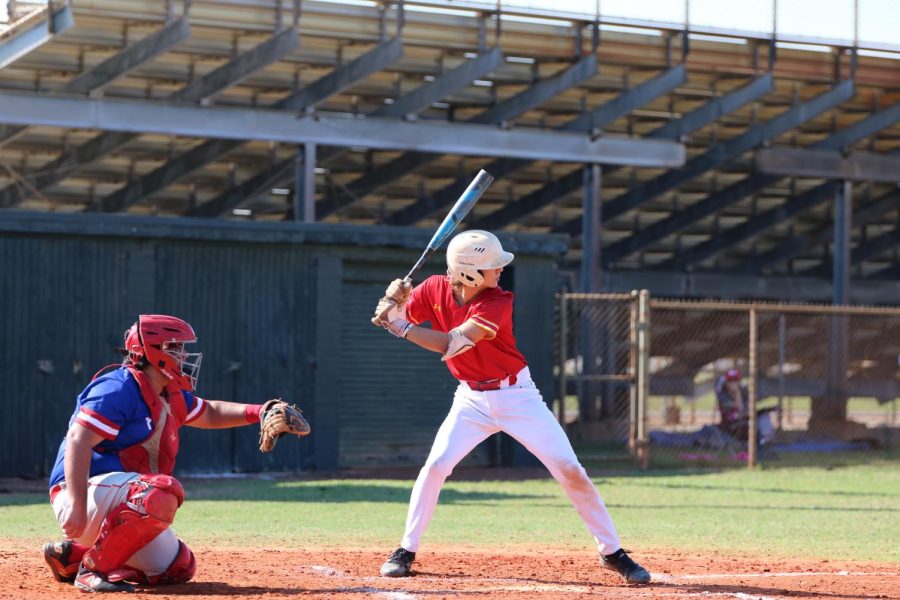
{"left": 123, "top": 315, "right": 203, "bottom": 391}
{"left": 724, "top": 368, "right": 742, "bottom": 382}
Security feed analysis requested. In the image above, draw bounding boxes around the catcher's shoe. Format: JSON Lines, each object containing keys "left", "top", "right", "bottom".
{"left": 601, "top": 549, "right": 651, "bottom": 584}
{"left": 380, "top": 547, "right": 415, "bottom": 577}
{"left": 74, "top": 565, "right": 136, "bottom": 593}
{"left": 43, "top": 540, "right": 80, "bottom": 583}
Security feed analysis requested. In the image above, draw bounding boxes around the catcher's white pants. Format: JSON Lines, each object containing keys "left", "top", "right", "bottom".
{"left": 399, "top": 367, "right": 622, "bottom": 555}
{"left": 51, "top": 471, "right": 180, "bottom": 576}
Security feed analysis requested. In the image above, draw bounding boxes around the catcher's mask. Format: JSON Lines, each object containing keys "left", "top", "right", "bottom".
{"left": 124, "top": 314, "right": 203, "bottom": 391}
{"left": 446, "top": 230, "right": 514, "bottom": 288}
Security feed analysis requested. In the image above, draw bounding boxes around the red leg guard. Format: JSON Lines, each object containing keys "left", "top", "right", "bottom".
{"left": 82, "top": 474, "right": 185, "bottom": 574}
{"left": 143, "top": 540, "right": 196, "bottom": 585}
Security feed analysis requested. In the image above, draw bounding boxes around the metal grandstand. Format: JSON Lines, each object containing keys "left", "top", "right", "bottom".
{"left": 1, "top": 0, "right": 898, "bottom": 299}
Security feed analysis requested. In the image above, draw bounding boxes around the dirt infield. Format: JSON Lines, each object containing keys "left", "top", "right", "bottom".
{"left": 5, "top": 541, "right": 898, "bottom": 599}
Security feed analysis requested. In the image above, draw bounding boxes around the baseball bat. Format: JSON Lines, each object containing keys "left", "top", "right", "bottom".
{"left": 371, "top": 169, "right": 494, "bottom": 326}
{"left": 403, "top": 168, "right": 494, "bottom": 283}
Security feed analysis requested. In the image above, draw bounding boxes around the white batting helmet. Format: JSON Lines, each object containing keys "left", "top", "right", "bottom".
{"left": 446, "top": 230, "right": 514, "bottom": 287}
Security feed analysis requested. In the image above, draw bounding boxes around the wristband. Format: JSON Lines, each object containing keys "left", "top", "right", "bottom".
{"left": 244, "top": 404, "right": 263, "bottom": 424}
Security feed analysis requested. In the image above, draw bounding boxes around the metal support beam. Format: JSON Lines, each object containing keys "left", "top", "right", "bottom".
{"left": 170, "top": 28, "right": 300, "bottom": 104}
{"left": 0, "top": 90, "right": 685, "bottom": 212}
{"left": 650, "top": 73, "right": 774, "bottom": 141}
{"left": 0, "top": 96, "right": 670, "bottom": 162}
{"left": 581, "top": 164, "right": 602, "bottom": 292}
{"left": 662, "top": 180, "right": 840, "bottom": 272}
{"left": 314, "top": 54, "right": 600, "bottom": 218}
{"left": 66, "top": 17, "right": 193, "bottom": 96}
{"left": 563, "top": 80, "right": 855, "bottom": 239}
{"left": 868, "top": 262, "right": 900, "bottom": 280}
{"left": 0, "top": 4, "right": 74, "bottom": 70}
{"left": 832, "top": 181, "right": 852, "bottom": 305}
{"left": 0, "top": 28, "right": 299, "bottom": 208}
{"left": 0, "top": 15, "right": 191, "bottom": 147}
{"left": 193, "top": 47, "right": 505, "bottom": 217}
{"left": 383, "top": 46, "right": 504, "bottom": 120}
{"left": 290, "top": 37, "right": 403, "bottom": 114}
{"left": 563, "top": 64, "right": 687, "bottom": 134}
{"left": 469, "top": 54, "right": 598, "bottom": 126}
{"left": 601, "top": 269, "right": 900, "bottom": 305}
{"left": 296, "top": 143, "right": 316, "bottom": 222}
{"left": 803, "top": 224, "right": 900, "bottom": 278}
{"left": 475, "top": 72, "right": 774, "bottom": 230}
{"left": 739, "top": 189, "right": 900, "bottom": 274}
{"left": 655, "top": 108, "right": 900, "bottom": 271}
{"left": 87, "top": 38, "right": 404, "bottom": 213}
{"left": 756, "top": 148, "right": 900, "bottom": 182}
{"left": 392, "top": 64, "right": 687, "bottom": 227}
{"left": 594, "top": 81, "right": 857, "bottom": 263}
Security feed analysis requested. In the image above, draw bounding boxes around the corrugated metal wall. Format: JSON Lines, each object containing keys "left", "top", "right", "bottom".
{"left": 338, "top": 261, "right": 490, "bottom": 469}
{"left": 0, "top": 213, "right": 566, "bottom": 477}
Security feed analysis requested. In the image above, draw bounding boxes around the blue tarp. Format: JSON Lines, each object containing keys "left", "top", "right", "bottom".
{"left": 769, "top": 440, "right": 872, "bottom": 453}
{"left": 649, "top": 425, "right": 738, "bottom": 449}
{"left": 650, "top": 426, "right": 874, "bottom": 453}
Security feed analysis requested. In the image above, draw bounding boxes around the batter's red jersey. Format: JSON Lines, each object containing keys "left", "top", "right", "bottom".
{"left": 406, "top": 275, "right": 526, "bottom": 382}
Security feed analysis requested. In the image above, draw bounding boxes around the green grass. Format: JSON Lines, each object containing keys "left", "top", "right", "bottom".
{"left": 3, "top": 464, "right": 897, "bottom": 562}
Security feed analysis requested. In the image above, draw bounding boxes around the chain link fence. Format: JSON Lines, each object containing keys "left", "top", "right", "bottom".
{"left": 556, "top": 292, "right": 644, "bottom": 466}
{"left": 557, "top": 293, "right": 900, "bottom": 469}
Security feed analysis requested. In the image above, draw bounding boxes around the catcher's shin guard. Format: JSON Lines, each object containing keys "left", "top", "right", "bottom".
{"left": 42, "top": 540, "right": 88, "bottom": 583}
{"left": 143, "top": 540, "right": 196, "bottom": 585}
{"left": 82, "top": 474, "right": 185, "bottom": 575}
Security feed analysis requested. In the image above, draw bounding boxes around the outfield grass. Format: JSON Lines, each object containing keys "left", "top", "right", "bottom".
{"left": 2, "top": 464, "right": 897, "bottom": 562}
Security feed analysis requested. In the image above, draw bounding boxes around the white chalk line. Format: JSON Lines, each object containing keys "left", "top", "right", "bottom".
{"left": 305, "top": 565, "right": 896, "bottom": 598}
{"left": 654, "top": 570, "right": 897, "bottom": 582}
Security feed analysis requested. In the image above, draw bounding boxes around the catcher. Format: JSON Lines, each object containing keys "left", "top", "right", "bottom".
{"left": 42, "top": 314, "right": 309, "bottom": 592}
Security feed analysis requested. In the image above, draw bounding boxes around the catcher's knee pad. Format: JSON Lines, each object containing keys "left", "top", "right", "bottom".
{"left": 143, "top": 540, "right": 196, "bottom": 585}
{"left": 82, "top": 474, "right": 185, "bottom": 574}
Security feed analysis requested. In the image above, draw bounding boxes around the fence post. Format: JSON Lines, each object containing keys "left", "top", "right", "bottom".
{"left": 636, "top": 289, "right": 651, "bottom": 469}
{"left": 748, "top": 305, "right": 758, "bottom": 468}
{"left": 628, "top": 291, "right": 638, "bottom": 456}
{"left": 778, "top": 313, "right": 785, "bottom": 430}
{"left": 558, "top": 292, "right": 568, "bottom": 426}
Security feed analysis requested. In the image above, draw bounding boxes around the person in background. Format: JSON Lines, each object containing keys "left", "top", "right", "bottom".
{"left": 714, "top": 368, "right": 776, "bottom": 445}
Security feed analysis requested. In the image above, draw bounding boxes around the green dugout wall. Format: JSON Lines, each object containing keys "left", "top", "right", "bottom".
{"left": 0, "top": 212, "right": 566, "bottom": 477}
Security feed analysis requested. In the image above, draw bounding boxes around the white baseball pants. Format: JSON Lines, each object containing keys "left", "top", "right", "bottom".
{"left": 399, "top": 367, "right": 622, "bottom": 555}
{"left": 51, "top": 471, "right": 180, "bottom": 576}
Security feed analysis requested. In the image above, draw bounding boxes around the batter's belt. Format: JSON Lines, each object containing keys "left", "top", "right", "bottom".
{"left": 463, "top": 373, "right": 518, "bottom": 391}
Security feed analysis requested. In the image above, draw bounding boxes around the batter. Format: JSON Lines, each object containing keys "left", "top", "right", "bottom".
{"left": 372, "top": 230, "right": 651, "bottom": 584}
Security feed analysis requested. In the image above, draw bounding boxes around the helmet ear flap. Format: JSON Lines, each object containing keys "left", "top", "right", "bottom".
{"left": 122, "top": 322, "right": 148, "bottom": 368}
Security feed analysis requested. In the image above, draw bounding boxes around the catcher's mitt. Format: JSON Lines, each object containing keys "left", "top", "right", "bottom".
{"left": 259, "top": 398, "right": 311, "bottom": 453}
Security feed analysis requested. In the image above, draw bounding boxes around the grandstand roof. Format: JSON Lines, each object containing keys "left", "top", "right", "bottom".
{"left": 0, "top": 0, "right": 898, "bottom": 283}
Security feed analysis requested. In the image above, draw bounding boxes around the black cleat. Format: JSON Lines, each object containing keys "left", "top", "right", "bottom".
{"left": 601, "top": 548, "right": 651, "bottom": 584}
{"left": 42, "top": 540, "right": 79, "bottom": 583}
{"left": 380, "top": 547, "right": 416, "bottom": 577}
{"left": 74, "top": 566, "right": 136, "bottom": 593}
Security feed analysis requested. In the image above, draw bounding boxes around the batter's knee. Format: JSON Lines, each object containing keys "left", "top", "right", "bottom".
{"left": 146, "top": 540, "right": 196, "bottom": 585}
{"left": 555, "top": 461, "right": 591, "bottom": 488}
{"left": 420, "top": 457, "right": 454, "bottom": 482}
